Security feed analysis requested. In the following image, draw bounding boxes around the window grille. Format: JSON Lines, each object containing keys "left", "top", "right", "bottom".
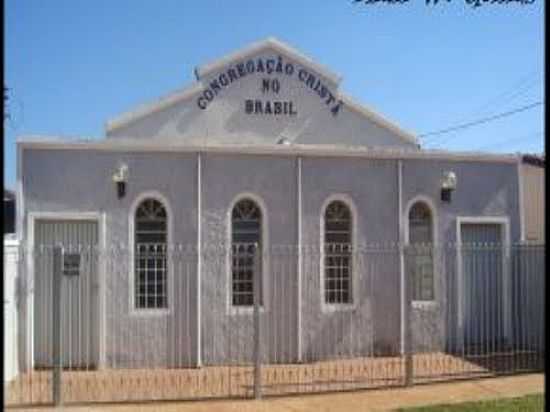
{"left": 324, "top": 200, "right": 352, "bottom": 304}
{"left": 231, "top": 199, "right": 262, "bottom": 307}
{"left": 408, "top": 202, "right": 434, "bottom": 301}
{"left": 135, "top": 198, "right": 168, "bottom": 309}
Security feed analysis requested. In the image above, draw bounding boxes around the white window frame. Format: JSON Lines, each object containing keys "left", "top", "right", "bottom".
{"left": 128, "top": 191, "right": 173, "bottom": 316}
{"left": 404, "top": 195, "right": 438, "bottom": 308}
{"left": 455, "top": 216, "right": 512, "bottom": 345}
{"left": 226, "top": 192, "right": 270, "bottom": 315}
{"left": 320, "top": 194, "right": 358, "bottom": 313}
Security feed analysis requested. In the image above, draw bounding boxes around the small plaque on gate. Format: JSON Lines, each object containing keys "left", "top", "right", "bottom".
{"left": 63, "top": 253, "right": 81, "bottom": 276}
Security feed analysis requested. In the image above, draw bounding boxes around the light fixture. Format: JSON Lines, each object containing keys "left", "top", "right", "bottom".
{"left": 112, "top": 163, "right": 129, "bottom": 199}
{"left": 441, "top": 171, "right": 457, "bottom": 202}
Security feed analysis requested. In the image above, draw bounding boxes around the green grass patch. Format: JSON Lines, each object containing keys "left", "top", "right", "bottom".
{"left": 397, "top": 393, "right": 544, "bottom": 412}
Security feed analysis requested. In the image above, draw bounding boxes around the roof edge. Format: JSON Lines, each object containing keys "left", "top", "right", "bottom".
{"left": 195, "top": 37, "right": 342, "bottom": 85}
{"left": 340, "top": 94, "right": 418, "bottom": 146}
{"left": 104, "top": 39, "right": 417, "bottom": 142}
{"left": 105, "top": 83, "right": 203, "bottom": 133}
{"left": 18, "top": 136, "right": 519, "bottom": 163}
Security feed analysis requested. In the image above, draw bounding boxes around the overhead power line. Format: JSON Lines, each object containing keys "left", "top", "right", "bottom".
{"left": 431, "top": 70, "right": 540, "bottom": 139}
{"left": 470, "top": 72, "right": 540, "bottom": 118}
{"left": 418, "top": 101, "right": 544, "bottom": 140}
{"left": 475, "top": 131, "right": 544, "bottom": 151}
{"left": 425, "top": 70, "right": 542, "bottom": 148}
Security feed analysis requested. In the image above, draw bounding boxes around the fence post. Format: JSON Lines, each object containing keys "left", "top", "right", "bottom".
{"left": 403, "top": 245, "right": 413, "bottom": 387}
{"left": 52, "top": 246, "right": 63, "bottom": 406}
{"left": 253, "top": 243, "right": 262, "bottom": 399}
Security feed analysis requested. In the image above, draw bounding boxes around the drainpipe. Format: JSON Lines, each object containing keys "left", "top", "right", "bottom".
{"left": 398, "top": 160, "right": 405, "bottom": 355}
{"left": 297, "top": 156, "right": 303, "bottom": 362}
{"left": 196, "top": 152, "right": 202, "bottom": 367}
{"left": 517, "top": 154, "right": 525, "bottom": 242}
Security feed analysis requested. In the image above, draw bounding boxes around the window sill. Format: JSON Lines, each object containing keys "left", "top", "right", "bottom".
{"left": 321, "top": 303, "right": 356, "bottom": 313}
{"left": 228, "top": 306, "right": 267, "bottom": 316}
{"left": 129, "top": 308, "right": 171, "bottom": 317}
{"left": 411, "top": 300, "right": 438, "bottom": 309}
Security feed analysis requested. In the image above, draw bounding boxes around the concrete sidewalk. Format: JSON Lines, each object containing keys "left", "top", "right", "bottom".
{"left": 8, "top": 373, "right": 544, "bottom": 412}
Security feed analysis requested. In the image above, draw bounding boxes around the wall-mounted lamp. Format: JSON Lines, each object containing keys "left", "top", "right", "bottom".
{"left": 441, "top": 171, "right": 457, "bottom": 202}
{"left": 112, "top": 163, "right": 129, "bottom": 199}
{"left": 277, "top": 137, "right": 292, "bottom": 145}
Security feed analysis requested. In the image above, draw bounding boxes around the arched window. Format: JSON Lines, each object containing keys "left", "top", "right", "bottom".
{"left": 231, "top": 198, "right": 262, "bottom": 306}
{"left": 408, "top": 201, "right": 434, "bottom": 301}
{"left": 324, "top": 200, "right": 353, "bottom": 304}
{"left": 134, "top": 198, "right": 168, "bottom": 309}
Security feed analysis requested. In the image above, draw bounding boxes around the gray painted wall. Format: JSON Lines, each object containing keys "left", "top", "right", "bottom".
{"left": 22, "top": 149, "right": 199, "bottom": 368}
{"left": 300, "top": 158, "right": 401, "bottom": 359}
{"left": 200, "top": 154, "right": 298, "bottom": 364}
{"left": 401, "top": 159, "right": 521, "bottom": 353}
{"left": 20, "top": 147, "right": 521, "bottom": 367}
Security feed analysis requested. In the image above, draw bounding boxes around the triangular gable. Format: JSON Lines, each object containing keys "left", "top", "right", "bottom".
{"left": 106, "top": 38, "right": 417, "bottom": 148}
{"left": 195, "top": 37, "right": 342, "bottom": 86}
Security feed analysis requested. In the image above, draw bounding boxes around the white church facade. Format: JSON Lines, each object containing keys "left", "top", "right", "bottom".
{"left": 16, "top": 38, "right": 526, "bottom": 370}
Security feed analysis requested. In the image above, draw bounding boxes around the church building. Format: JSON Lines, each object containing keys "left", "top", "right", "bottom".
{"left": 16, "top": 38, "right": 525, "bottom": 370}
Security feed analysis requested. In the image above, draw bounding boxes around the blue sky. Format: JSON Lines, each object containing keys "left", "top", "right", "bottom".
{"left": 4, "top": 0, "right": 544, "bottom": 190}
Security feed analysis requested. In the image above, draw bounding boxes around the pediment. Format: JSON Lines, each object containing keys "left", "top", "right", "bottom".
{"left": 106, "top": 38, "right": 417, "bottom": 149}
{"left": 195, "top": 37, "right": 342, "bottom": 86}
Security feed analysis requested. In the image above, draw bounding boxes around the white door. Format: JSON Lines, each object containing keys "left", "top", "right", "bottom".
{"left": 34, "top": 220, "right": 99, "bottom": 368}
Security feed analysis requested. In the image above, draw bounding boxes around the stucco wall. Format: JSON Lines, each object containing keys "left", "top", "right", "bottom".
{"left": 402, "top": 159, "right": 521, "bottom": 243}
{"left": 200, "top": 154, "right": 298, "bottom": 364}
{"left": 300, "top": 158, "right": 401, "bottom": 358}
{"left": 20, "top": 146, "right": 522, "bottom": 367}
{"left": 401, "top": 159, "right": 521, "bottom": 353}
{"left": 22, "top": 149, "right": 199, "bottom": 368}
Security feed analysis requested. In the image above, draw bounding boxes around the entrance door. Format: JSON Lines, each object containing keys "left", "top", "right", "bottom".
{"left": 34, "top": 219, "right": 99, "bottom": 368}
{"left": 460, "top": 222, "right": 505, "bottom": 350}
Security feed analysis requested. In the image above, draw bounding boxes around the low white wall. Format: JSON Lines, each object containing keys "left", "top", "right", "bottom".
{"left": 4, "top": 237, "right": 19, "bottom": 383}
